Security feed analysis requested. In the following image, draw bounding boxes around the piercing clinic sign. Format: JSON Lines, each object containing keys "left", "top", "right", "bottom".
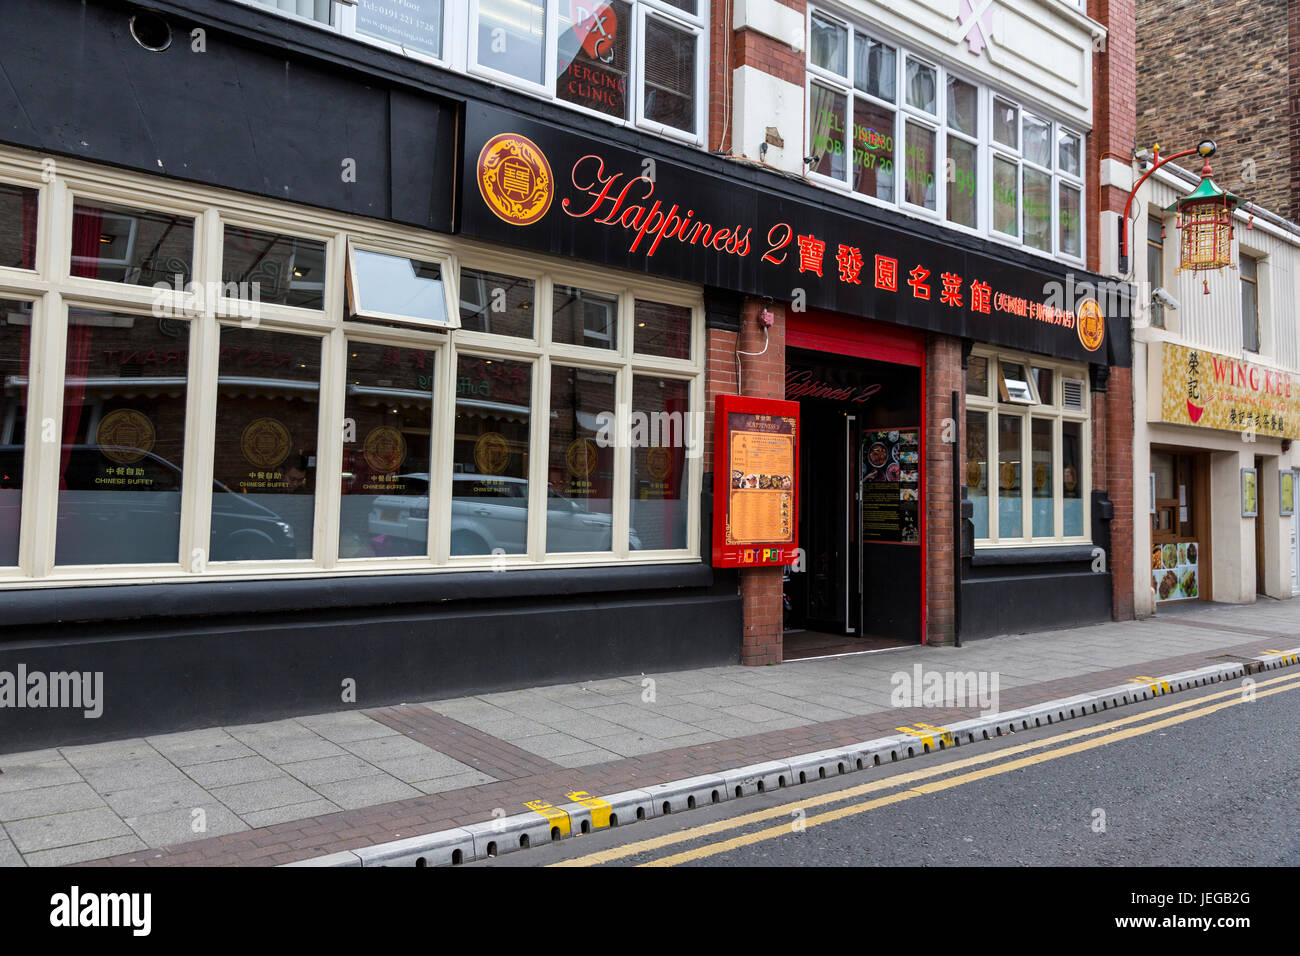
{"left": 460, "top": 103, "right": 1127, "bottom": 367}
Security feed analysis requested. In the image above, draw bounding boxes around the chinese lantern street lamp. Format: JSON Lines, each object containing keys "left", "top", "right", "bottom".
{"left": 1120, "top": 140, "right": 1241, "bottom": 292}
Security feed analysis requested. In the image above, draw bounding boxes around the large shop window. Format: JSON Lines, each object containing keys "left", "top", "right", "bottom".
{"left": 965, "top": 352, "right": 1089, "bottom": 546}
{"left": 0, "top": 157, "right": 702, "bottom": 583}
{"left": 807, "top": 6, "right": 1085, "bottom": 261}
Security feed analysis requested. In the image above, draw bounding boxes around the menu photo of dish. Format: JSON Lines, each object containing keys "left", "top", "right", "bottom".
{"left": 1151, "top": 539, "right": 1199, "bottom": 603}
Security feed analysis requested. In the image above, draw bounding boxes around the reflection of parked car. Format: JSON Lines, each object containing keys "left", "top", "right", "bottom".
{"left": 367, "top": 473, "right": 640, "bottom": 555}
{"left": 9, "top": 445, "right": 297, "bottom": 564}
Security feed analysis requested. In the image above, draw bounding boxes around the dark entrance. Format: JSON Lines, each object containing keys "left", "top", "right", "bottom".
{"left": 784, "top": 348, "right": 922, "bottom": 656}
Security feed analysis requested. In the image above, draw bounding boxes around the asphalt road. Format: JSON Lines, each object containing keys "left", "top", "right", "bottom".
{"left": 478, "top": 670, "right": 1300, "bottom": 868}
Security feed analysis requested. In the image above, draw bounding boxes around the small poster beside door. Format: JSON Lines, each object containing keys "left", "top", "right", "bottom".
{"left": 713, "top": 395, "right": 800, "bottom": 567}
{"left": 861, "top": 428, "right": 920, "bottom": 543}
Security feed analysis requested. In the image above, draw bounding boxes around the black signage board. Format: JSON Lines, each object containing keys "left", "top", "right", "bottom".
{"left": 460, "top": 102, "right": 1129, "bottom": 367}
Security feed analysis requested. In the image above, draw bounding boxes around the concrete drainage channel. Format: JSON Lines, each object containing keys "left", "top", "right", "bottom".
{"left": 287, "top": 648, "right": 1300, "bottom": 868}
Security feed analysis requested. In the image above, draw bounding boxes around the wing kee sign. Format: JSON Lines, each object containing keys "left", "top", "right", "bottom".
{"left": 460, "top": 103, "right": 1123, "bottom": 366}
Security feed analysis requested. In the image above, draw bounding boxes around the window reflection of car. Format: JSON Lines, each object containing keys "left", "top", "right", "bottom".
{"left": 367, "top": 473, "right": 640, "bottom": 555}
{"left": 32, "top": 445, "right": 296, "bottom": 564}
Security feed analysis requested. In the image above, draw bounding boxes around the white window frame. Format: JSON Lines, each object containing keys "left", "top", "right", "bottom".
{"left": 0, "top": 146, "right": 704, "bottom": 589}
{"left": 805, "top": 4, "right": 1087, "bottom": 265}
{"left": 227, "top": 1, "right": 708, "bottom": 146}
{"left": 966, "top": 348, "right": 1091, "bottom": 547}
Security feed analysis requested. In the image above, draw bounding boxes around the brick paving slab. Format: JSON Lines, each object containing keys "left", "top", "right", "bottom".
{"left": 16, "top": 608, "right": 1290, "bottom": 868}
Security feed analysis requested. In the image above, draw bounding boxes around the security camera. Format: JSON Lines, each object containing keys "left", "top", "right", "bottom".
{"left": 1151, "top": 287, "right": 1181, "bottom": 311}
{"left": 803, "top": 154, "right": 821, "bottom": 166}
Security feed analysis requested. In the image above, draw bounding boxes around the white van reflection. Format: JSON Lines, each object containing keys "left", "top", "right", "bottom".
{"left": 367, "top": 473, "right": 640, "bottom": 556}
{"left": 43, "top": 444, "right": 296, "bottom": 564}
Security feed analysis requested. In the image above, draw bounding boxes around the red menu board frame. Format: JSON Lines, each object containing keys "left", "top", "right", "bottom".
{"left": 712, "top": 394, "right": 801, "bottom": 568}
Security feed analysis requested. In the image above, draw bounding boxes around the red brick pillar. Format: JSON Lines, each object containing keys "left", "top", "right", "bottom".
{"left": 704, "top": 298, "right": 788, "bottom": 665}
{"left": 925, "top": 334, "right": 963, "bottom": 645}
{"left": 1105, "top": 367, "right": 1135, "bottom": 620}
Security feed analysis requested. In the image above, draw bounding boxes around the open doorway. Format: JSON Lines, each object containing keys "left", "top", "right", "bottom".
{"left": 783, "top": 348, "right": 922, "bottom": 658}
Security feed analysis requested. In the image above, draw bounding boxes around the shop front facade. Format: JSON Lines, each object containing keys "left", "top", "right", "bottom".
{"left": 1, "top": 0, "right": 1136, "bottom": 749}
{"left": 1129, "top": 168, "right": 1300, "bottom": 613}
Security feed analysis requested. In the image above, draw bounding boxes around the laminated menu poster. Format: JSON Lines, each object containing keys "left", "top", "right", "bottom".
{"left": 861, "top": 428, "right": 920, "bottom": 543}
{"left": 726, "top": 412, "right": 796, "bottom": 546}
{"left": 1151, "top": 541, "right": 1200, "bottom": 603}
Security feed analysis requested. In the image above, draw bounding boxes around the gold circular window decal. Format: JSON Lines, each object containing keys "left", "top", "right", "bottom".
{"left": 363, "top": 426, "right": 407, "bottom": 474}
{"left": 96, "top": 409, "right": 156, "bottom": 464}
{"left": 241, "top": 418, "right": 291, "bottom": 470}
{"left": 566, "top": 437, "right": 600, "bottom": 479}
{"left": 474, "top": 432, "right": 511, "bottom": 475}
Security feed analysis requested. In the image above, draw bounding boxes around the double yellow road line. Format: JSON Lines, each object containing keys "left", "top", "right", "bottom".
{"left": 551, "top": 671, "right": 1300, "bottom": 867}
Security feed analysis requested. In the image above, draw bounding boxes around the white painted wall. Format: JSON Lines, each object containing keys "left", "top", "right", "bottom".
{"left": 731, "top": 65, "right": 806, "bottom": 174}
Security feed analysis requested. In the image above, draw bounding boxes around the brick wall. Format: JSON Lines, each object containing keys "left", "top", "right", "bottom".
{"left": 1089, "top": 0, "right": 1138, "bottom": 273}
{"left": 705, "top": 299, "right": 789, "bottom": 665}
{"left": 1104, "top": 368, "right": 1136, "bottom": 619}
{"left": 925, "top": 334, "right": 963, "bottom": 644}
{"left": 708, "top": 0, "right": 807, "bottom": 154}
{"left": 1135, "top": 0, "right": 1294, "bottom": 221}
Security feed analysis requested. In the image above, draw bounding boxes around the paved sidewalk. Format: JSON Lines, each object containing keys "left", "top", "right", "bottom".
{"left": 1, "top": 600, "right": 1297, "bottom": 866}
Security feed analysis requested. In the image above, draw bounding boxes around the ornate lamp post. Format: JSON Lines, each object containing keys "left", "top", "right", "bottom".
{"left": 1119, "top": 140, "right": 1241, "bottom": 289}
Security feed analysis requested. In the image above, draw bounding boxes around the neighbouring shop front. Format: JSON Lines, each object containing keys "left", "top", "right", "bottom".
{"left": 1141, "top": 340, "right": 1300, "bottom": 608}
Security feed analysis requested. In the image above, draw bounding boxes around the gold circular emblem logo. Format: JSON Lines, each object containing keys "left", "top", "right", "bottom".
{"left": 1076, "top": 297, "right": 1106, "bottom": 353}
{"left": 646, "top": 446, "right": 672, "bottom": 481}
{"left": 96, "top": 409, "right": 155, "bottom": 464}
{"left": 477, "top": 133, "right": 554, "bottom": 226}
{"left": 965, "top": 460, "right": 982, "bottom": 488}
{"left": 363, "top": 426, "right": 407, "bottom": 474}
{"left": 566, "top": 438, "right": 600, "bottom": 478}
{"left": 474, "top": 432, "right": 511, "bottom": 475}
{"left": 241, "top": 418, "right": 291, "bottom": 470}
{"left": 1033, "top": 462, "right": 1048, "bottom": 491}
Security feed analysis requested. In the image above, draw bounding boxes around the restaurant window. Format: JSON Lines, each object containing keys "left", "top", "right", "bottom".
{"left": 1, "top": 183, "right": 38, "bottom": 270}
{"left": 1147, "top": 217, "right": 1166, "bottom": 328}
{"left": 209, "top": 326, "right": 321, "bottom": 562}
{"left": 458, "top": 267, "right": 536, "bottom": 340}
{"left": 553, "top": 285, "right": 619, "bottom": 350}
{"left": 340, "top": 341, "right": 436, "bottom": 559}
{"left": 56, "top": 309, "right": 190, "bottom": 566}
{"left": 966, "top": 350, "right": 1089, "bottom": 545}
{"left": 70, "top": 199, "right": 195, "bottom": 288}
{"left": 452, "top": 354, "right": 533, "bottom": 556}
{"left": 1241, "top": 252, "right": 1259, "bottom": 352}
{"left": 0, "top": 155, "right": 702, "bottom": 586}
{"left": 0, "top": 302, "right": 32, "bottom": 566}
{"left": 806, "top": 7, "right": 1083, "bottom": 259}
{"left": 346, "top": 245, "right": 456, "bottom": 330}
{"left": 222, "top": 226, "right": 327, "bottom": 310}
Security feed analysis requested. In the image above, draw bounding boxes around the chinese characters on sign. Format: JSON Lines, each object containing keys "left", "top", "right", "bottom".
{"left": 1152, "top": 341, "right": 1300, "bottom": 439}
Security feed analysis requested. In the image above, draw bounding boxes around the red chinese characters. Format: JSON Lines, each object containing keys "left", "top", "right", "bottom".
{"left": 836, "top": 245, "right": 864, "bottom": 284}
{"left": 970, "top": 280, "right": 992, "bottom": 314}
{"left": 940, "top": 272, "right": 962, "bottom": 307}
{"left": 797, "top": 235, "right": 826, "bottom": 276}
{"left": 874, "top": 255, "right": 898, "bottom": 292}
{"left": 908, "top": 265, "right": 931, "bottom": 300}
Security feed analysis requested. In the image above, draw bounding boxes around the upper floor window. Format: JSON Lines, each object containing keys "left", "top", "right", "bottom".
{"left": 806, "top": 7, "right": 1085, "bottom": 262}
{"left": 1241, "top": 252, "right": 1259, "bottom": 352}
{"left": 233, "top": 1, "right": 706, "bottom": 145}
{"left": 1147, "top": 217, "right": 1166, "bottom": 329}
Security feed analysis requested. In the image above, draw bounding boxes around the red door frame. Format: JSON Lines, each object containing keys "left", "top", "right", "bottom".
{"left": 787, "top": 311, "right": 928, "bottom": 644}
